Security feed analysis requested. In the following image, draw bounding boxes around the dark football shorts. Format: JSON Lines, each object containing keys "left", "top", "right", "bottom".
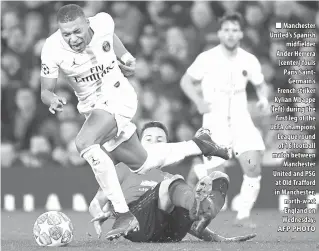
{"left": 125, "top": 183, "right": 193, "bottom": 242}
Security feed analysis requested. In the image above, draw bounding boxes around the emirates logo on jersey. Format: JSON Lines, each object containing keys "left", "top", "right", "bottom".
{"left": 102, "top": 41, "right": 110, "bottom": 52}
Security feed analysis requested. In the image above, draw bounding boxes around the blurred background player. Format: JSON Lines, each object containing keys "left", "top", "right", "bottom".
{"left": 89, "top": 163, "right": 256, "bottom": 243}
{"left": 180, "top": 12, "right": 270, "bottom": 228}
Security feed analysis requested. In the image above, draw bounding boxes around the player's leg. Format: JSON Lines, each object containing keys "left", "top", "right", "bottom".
{"left": 161, "top": 207, "right": 193, "bottom": 242}
{"left": 169, "top": 167, "right": 225, "bottom": 215}
{"left": 76, "top": 109, "right": 127, "bottom": 212}
{"left": 109, "top": 127, "right": 230, "bottom": 174}
{"left": 234, "top": 150, "right": 263, "bottom": 226}
{"left": 122, "top": 183, "right": 169, "bottom": 242}
{"left": 187, "top": 156, "right": 226, "bottom": 187}
{"left": 186, "top": 126, "right": 231, "bottom": 207}
{"left": 110, "top": 136, "right": 201, "bottom": 172}
{"left": 232, "top": 122, "right": 265, "bottom": 227}
{"left": 75, "top": 109, "right": 138, "bottom": 236}
{"left": 107, "top": 130, "right": 148, "bottom": 170}
{"left": 190, "top": 172, "right": 229, "bottom": 233}
{"left": 188, "top": 155, "right": 230, "bottom": 211}
{"left": 158, "top": 172, "right": 229, "bottom": 234}
{"left": 156, "top": 176, "right": 201, "bottom": 242}
{"left": 88, "top": 185, "right": 161, "bottom": 242}
{"left": 206, "top": 157, "right": 239, "bottom": 211}
{"left": 158, "top": 174, "right": 254, "bottom": 243}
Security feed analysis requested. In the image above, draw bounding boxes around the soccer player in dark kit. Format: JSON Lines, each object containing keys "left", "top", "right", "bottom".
{"left": 89, "top": 122, "right": 256, "bottom": 242}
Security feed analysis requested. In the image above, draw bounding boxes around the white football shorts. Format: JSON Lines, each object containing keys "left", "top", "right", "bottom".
{"left": 78, "top": 78, "right": 138, "bottom": 151}
{"left": 203, "top": 114, "right": 265, "bottom": 168}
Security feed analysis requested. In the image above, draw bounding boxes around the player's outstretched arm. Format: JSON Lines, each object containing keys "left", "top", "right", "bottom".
{"left": 255, "top": 81, "right": 268, "bottom": 101}
{"left": 113, "top": 34, "right": 136, "bottom": 77}
{"left": 249, "top": 56, "right": 269, "bottom": 114}
{"left": 41, "top": 77, "right": 66, "bottom": 114}
{"left": 89, "top": 189, "right": 113, "bottom": 238}
{"left": 40, "top": 39, "right": 66, "bottom": 114}
{"left": 180, "top": 74, "right": 211, "bottom": 115}
{"left": 188, "top": 225, "right": 256, "bottom": 242}
{"left": 180, "top": 74, "right": 202, "bottom": 106}
{"left": 113, "top": 33, "right": 129, "bottom": 59}
{"left": 40, "top": 77, "right": 57, "bottom": 106}
{"left": 255, "top": 81, "right": 270, "bottom": 114}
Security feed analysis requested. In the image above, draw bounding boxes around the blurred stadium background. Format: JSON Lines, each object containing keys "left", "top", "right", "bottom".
{"left": 1, "top": 1, "right": 318, "bottom": 213}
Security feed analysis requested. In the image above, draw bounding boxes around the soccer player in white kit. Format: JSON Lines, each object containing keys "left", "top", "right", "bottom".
{"left": 40, "top": 4, "right": 230, "bottom": 239}
{"left": 180, "top": 13, "right": 269, "bottom": 228}
{"left": 40, "top": 4, "right": 142, "bottom": 238}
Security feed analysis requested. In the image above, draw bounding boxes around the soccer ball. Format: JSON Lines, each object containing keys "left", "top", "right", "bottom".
{"left": 33, "top": 211, "right": 74, "bottom": 247}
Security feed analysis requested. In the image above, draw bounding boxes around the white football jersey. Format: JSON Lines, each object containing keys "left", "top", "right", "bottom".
{"left": 41, "top": 12, "right": 128, "bottom": 106}
{"left": 187, "top": 45, "right": 264, "bottom": 126}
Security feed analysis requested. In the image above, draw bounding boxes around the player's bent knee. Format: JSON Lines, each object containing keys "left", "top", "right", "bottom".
{"left": 75, "top": 134, "right": 96, "bottom": 153}
{"left": 244, "top": 164, "right": 261, "bottom": 177}
{"left": 100, "top": 126, "right": 118, "bottom": 143}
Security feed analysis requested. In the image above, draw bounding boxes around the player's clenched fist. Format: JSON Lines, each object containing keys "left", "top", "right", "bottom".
{"left": 49, "top": 95, "right": 67, "bottom": 114}
{"left": 256, "top": 97, "right": 270, "bottom": 115}
{"left": 118, "top": 53, "right": 136, "bottom": 77}
{"left": 195, "top": 100, "right": 212, "bottom": 114}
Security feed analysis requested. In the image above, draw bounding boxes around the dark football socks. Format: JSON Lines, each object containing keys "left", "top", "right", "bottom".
{"left": 168, "top": 180, "right": 195, "bottom": 211}
{"left": 168, "top": 178, "right": 228, "bottom": 214}
{"left": 209, "top": 179, "right": 228, "bottom": 214}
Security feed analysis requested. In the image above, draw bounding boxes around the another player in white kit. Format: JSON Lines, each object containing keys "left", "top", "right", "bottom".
{"left": 40, "top": 4, "right": 230, "bottom": 239}
{"left": 180, "top": 13, "right": 269, "bottom": 228}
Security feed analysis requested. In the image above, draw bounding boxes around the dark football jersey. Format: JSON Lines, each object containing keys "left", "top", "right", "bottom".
{"left": 116, "top": 163, "right": 174, "bottom": 204}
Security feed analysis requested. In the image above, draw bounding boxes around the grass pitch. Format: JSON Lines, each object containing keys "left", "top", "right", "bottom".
{"left": 2, "top": 210, "right": 318, "bottom": 251}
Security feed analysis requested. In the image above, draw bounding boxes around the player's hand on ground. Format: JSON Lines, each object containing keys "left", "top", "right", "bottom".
{"left": 90, "top": 211, "right": 112, "bottom": 238}
{"left": 49, "top": 95, "right": 66, "bottom": 114}
{"left": 118, "top": 58, "right": 136, "bottom": 77}
{"left": 195, "top": 100, "right": 212, "bottom": 114}
{"left": 90, "top": 200, "right": 114, "bottom": 238}
{"left": 256, "top": 98, "right": 270, "bottom": 115}
{"left": 90, "top": 211, "right": 112, "bottom": 223}
{"left": 218, "top": 233, "right": 256, "bottom": 242}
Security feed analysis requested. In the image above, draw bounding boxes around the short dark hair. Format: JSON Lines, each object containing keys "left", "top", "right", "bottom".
{"left": 57, "top": 4, "right": 85, "bottom": 23}
{"left": 219, "top": 12, "right": 244, "bottom": 30}
{"left": 140, "top": 121, "right": 169, "bottom": 139}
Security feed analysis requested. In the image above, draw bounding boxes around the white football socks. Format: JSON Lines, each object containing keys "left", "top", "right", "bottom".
{"left": 236, "top": 175, "right": 261, "bottom": 220}
{"left": 132, "top": 141, "right": 202, "bottom": 174}
{"left": 81, "top": 144, "right": 129, "bottom": 213}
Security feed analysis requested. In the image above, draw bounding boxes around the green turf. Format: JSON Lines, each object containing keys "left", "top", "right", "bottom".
{"left": 1, "top": 210, "right": 318, "bottom": 251}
